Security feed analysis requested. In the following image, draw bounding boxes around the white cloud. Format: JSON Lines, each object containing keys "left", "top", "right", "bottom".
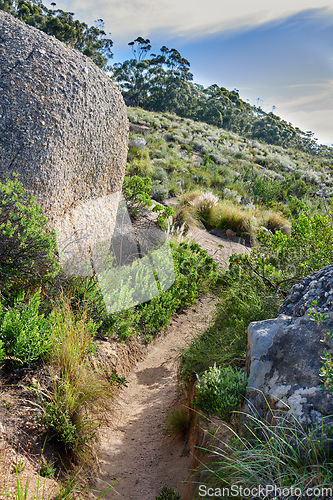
{"left": 46, "top": 0, "right": 333, "bottom": 41}
{"left": 278, "top": 80, "right": 333, "bottom": 110}
{"left": 278, "top": 108, "right": 333, "bottom": 144}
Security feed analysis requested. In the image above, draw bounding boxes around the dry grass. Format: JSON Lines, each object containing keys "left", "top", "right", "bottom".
{"left": 261, "top": 210, "right": 290, "bottom": 232}
{"left": 36, "top": 299, "right": 116, "bottom": 463}
{"left": 208, "top": 201, "right": 255, "bottom": 236}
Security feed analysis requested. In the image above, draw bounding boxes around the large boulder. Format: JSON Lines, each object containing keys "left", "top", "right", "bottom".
{"left": 0, "top": 10, "right": 128, "bottom": 220}
{"left": 244, "top": 266, "right": 333, "bottom": 442}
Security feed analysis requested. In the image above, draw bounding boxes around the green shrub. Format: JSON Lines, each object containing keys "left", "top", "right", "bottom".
{"left": 209, "top": 200, "right": 254, "bottom": 236}
{"left": 122, "top": 175, "right": 152, "bottom": 219}
{"left": 194, "top": 364, "right": 247, "bottom": 421}
{"left": 0, "top": 290, "right": 52, "bottom": 366}
{"left": 42, "top": 400, "right": 79, "bottom": 450}
{"left": 0, "top": 175, "right": 59, "bottom": 300}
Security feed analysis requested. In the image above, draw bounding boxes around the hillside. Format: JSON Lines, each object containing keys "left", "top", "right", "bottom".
{"left": 126, "top": 106, "right": 333, "bottom": 239}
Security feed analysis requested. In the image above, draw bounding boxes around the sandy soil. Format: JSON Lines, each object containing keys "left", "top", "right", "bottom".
{"left": 94, "top": 231, "right": 249, "bottom": 500}
{"left": 94, "top": 295, "right": 217, "bottom": 500}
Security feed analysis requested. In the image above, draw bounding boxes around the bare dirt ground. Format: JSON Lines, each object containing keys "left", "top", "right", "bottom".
{"left": 94, "top": 295, "right": 217, "bottom": 500}
{"left": 188, "top": 227, "right": 250, "bottom": 266}
{"left": 94, "top": 231, "right": 249, "bottom": 500}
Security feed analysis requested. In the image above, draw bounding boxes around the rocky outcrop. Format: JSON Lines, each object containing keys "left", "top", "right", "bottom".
{"left": 280, "top": 265, "right": 333, "bottom": 317}
{"left": 0, "top": 10, "right": 128, "bottom": 220}
{"left": 244, "top": 266, "right": 333, "bottom": 443}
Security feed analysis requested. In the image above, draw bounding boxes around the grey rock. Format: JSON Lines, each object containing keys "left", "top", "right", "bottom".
{"left": 280, "top": 265, "right": 333, "bottom": 317}
{"left": 129, "top": 136, "right": 146, "bottom": 150}
{"left": 244, "top": 267, "right": 333, "bottom": 452}
{"left": 0, "top": 10, "right": 128, "bottom": 221}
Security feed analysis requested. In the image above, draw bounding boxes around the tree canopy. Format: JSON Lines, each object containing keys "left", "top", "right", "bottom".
{"left": 112, "top": 40, "right": 332, "bottom": 156}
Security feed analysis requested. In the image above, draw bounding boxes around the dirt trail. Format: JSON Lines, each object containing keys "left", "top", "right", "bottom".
{"left": 94, "top": 231, "right": 249, "bottom": 500}
{"left": 95, "top": 296, "right": 217, "bottom": 499}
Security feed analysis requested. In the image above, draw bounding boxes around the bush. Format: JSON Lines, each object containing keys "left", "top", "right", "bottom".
{"left": 261, "top": 210, "right": 290, "bottom": 232}
{"left": 201, "top": 405, "right": 333, "bottom": 494}
{"left": 0, "top": 175, "right": 59, "bottom": 300}
{"left": 137, "top": 242, "right": 219, "bottom": 339}
{"left": 122, "top": 175, "right": 152, "bottom": 219}
{"left": 155, "top": 486, "right": 181, "bottom": 500}
{"left": 189, "top": 191, "right": 219, "bottom": 224}
{"left": 164, "top": 405, "right": 190, "bottom": 438}
{"left": 0, "top": 290, "right": 52, "bottom": 366}
{"left": 194, "top": 364, "right": 247, "bottom": 421}
{"left": 236, "top": 212, "right": 333, "bottom": 295}
{"left": 251, "top": 175, "right": 282, "bottom": 204}
{"left": 151, "top": 180, "right": 169, "bottom": 201}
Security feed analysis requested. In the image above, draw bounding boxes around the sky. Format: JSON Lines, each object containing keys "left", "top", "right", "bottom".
{"left": 45, "top": 0, "right": 333, "bottom": 146}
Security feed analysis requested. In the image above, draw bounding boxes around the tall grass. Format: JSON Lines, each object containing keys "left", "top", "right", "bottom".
{"left": 36, "top": 299, "right": 116, "bottom": 462}
{"left": 197, "top": 403, "right": 333, "bottom": 500}
{"left": 208, "top": 200, "right": 255, "bottom": 235}
{"left": 179, "top": 276, "right": 280, "bottom": 379}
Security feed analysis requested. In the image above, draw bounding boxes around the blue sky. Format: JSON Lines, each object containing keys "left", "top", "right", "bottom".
{"left": 46, "top": 1, "right": 333, "bottom": 145}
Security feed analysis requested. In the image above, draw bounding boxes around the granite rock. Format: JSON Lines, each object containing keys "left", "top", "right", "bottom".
{"left": 0, "top": 10, "right": 128, "bottom": 221}
{"left": 280, "top": 265, "right": 333, "bottom": 317}
{"left": 244, "top": 266, "right": 333, "bottom": 450}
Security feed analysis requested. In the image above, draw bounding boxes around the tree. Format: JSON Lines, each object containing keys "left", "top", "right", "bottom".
{"left": 0, "top": 0, "right": 113, "bottom": 69}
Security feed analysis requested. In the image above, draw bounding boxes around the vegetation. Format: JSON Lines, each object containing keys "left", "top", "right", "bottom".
{"left": 114, "top": 39, "right": 333, "bottom": 157}
{"left": 0, "top": 289, "right": 52, "bottom": 366}
{"left": 164, "top": 404, "right": 190, "bottom": 438}
{"left": 1, "top": 4, "right": 333, "bottom": 494}
{"left": 155, "top": 486, "right": 181, "bottom": 500}
{"left": 103, "top": 241, "right": 220, "bottom": 342}
{"left": 194, "top": 365, "right": 247, "bottom": 421}
{"left": 0, "top": 175, "right": 59, "bottom": 301}
{"left": 0, "top": 0, "right": 113, "bottom": 68}
{"left": 199, "top": 405, "right": 333, "bottom": 499}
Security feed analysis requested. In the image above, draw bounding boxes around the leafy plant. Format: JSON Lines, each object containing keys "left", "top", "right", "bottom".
{"left": 194, "top": 364, "right": 247, "bottom": 421}
{"left": 0, "top": 175, "right": 59, "bottom": 301}
{"left": 0, "top": 290, "right": 52, "bottom": 366}
{"left": 231, "top": 212, "right": 333, "bottom": 297}
{"left": 307, "top": 299, "right": 333, "bottom": 393}
{"left": 0, "top": 0, "right": 113, "bottom": 69}
{"left": 164, "top": 405, "right": 190, "bottom": 438}
{"left": 122, "top": 175, "right": 152, "bottom": 219}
